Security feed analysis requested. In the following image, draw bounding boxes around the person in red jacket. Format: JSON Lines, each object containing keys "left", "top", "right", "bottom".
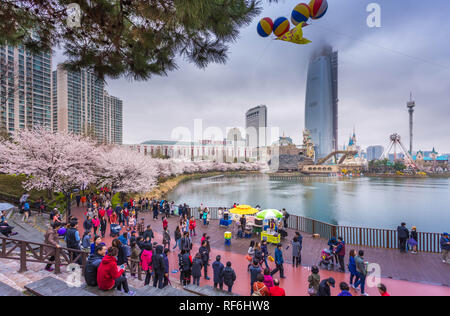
{"left": 378, "top": 283, "right": 390, "bottom": 296}
{"left": 97, "top": 247, "right": 135, "bottom": 296}
{"left": 269, "top": 279, "right": 286, "bottom": 296}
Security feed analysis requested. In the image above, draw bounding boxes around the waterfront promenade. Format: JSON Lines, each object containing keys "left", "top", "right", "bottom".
{"left": 71, "top": 205, "right": 450, "bottom": 296}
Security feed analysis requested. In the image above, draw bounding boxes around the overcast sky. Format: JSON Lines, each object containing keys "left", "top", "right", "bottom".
{"left": 55, "top": 0, "right": 450, "bottom": 154}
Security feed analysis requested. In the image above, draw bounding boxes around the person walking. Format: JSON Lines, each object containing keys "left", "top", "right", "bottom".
{"left": 179, "top": 249, "right": 192, "bottom": 286}
{"left": 354, "top": 250, "right": 369, "bottom": 296}
{"left": 440, "top": 232, "right": 450, "bottom": 263}
{"left": 247, "top": 241, "right": 255, "bottom": 271}
{"left": 100, "top": 216, "right": 107, "bottom": 238}
{"left": 173, "top": 226, "right": 182, "bottom": 250}
{"left": 44, "top": 222, "right": 62, "bottom": 272}
{"left": 212, "top": 255, "right": 224, "bottom": 290}
{"left": 221, "top": 261, "right": 236, "bottom": 293}
{"left": 83, "top": 216, "right": 93, "bottom": 234}
{"left": 261, "top": 241, "right": 270, "bottom": 269}
{"left": 180, "top": 231, "right": 192, "bottom": 254}
{"left": 397, "top": 222, "right": 409, "bottom": 253}
{"left": 271, "top": 244, "right": 285, "bottom": 279}
{"left": 307, "top": 266, "right": 320, "bottom": 296}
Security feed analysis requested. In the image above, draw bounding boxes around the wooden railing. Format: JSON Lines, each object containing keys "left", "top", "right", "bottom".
{"left": 0, "top": 236, "right": 88, "bottom": 274}
{"left": 190, "top": 207, "right": 442, "bottom": 253}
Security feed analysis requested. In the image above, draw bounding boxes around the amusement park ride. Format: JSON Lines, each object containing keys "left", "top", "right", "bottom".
{"left": 380, "top": 133, "right": 418, "bottom": 169}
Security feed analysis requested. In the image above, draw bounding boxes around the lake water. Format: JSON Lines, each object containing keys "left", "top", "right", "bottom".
{"left": 167, "top": 175, "right": 450, "bottom": 233}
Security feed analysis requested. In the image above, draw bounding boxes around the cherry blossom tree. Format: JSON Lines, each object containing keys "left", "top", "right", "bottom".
{"left": 96, "top": 146, "right": 158, "bottom": 199}
{"left": 0, "top": 128, "right": 98, "bottom": 216}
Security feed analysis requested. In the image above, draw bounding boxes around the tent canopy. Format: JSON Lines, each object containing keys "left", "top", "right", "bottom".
{"left": 229, "top": 204, "right": 259, "bottom": 215}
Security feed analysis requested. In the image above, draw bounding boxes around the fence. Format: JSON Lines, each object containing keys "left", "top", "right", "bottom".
{"left": 190, "top": 207, "right": 442, "bottom": 253}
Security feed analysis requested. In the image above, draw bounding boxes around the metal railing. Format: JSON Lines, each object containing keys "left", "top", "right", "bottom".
{"left": 190, "top": 207, "right": 442, "bottom": 253}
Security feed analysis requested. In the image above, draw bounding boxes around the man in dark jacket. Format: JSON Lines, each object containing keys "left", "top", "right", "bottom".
{"left": 221, "top": 261, "right": 236, "bottom": 293}
{"left": 65, "top": 221, "right": 82, "bottom": 264}
{"left": 83, "top": 216, "right": 93, "bottom": 233}
{"left": 85, "top": 244, "right": 107, "bottom": 286}
{"left": 249, "top": 260, "right": 261, "bottom": 295}
{"left": 397, "top": 222, "right": 409, "bottom": 253}
{"left": 335, "top": 237, "right": 346, "bottom": 272}
{"left": 317, "top": 277, "right": 335, "bottom": 297}
{"left": 179, "top": 250, "right": 192, "bottom": 286}
{"left": 199, "top": 241, "right": 210, "bottom": 280}
{"left": 180, "top": 232, "right": 192, "bottom": 253}
{"left": 212, "top": 255, "right": 224, "bottom": 290}
{"left": 143, "top": 225, "right": 154, "bottom": 243}
{"left": 152, "top": 245, "right": 165, "bottom": 289}
{"left": 163, "top": 248, "right": 170, "bottom": 287}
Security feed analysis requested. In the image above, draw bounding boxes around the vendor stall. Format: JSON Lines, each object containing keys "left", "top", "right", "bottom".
{"left": 261, "top": 231, "right": 281, "bottom": 244}
{"left": 256, "top": 209, "right": 284, "bottom": 244}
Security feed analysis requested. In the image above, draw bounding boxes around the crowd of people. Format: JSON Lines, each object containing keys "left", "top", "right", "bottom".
{"left": 2, "top": 189, "right": 447, "bottom": 297}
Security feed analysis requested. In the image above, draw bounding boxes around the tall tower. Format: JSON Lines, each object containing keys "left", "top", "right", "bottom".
{"left": 407, "top": 93, "right": 415, "bottom": 155}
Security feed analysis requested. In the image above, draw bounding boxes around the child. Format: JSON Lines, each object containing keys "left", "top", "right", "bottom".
{"left": 189, "top": 217, "right": 196, "bottom": 237}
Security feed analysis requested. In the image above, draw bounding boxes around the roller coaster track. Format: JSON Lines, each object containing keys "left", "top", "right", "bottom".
{"left": 316, "top": 150, "right": 358, "bottom": 165}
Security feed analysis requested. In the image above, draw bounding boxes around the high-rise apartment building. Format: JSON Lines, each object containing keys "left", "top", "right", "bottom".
{"left": 367, "top": 145, "right": 384, "bottom": 161}
{"left": 53, "top": 64, "right": 123, "bottom": 144}
{"left": 0, "top": 46, "right": 52, "bottom": 132}
{"left": 245, "top": 105, "right": 267, "bottom": 149}
{"left": 305, "top": 46, "right": 338, "bottom": 159}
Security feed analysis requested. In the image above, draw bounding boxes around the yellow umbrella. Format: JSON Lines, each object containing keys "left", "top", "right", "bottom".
{"left": 229, "top": 205, "right": 259, "bottom": 215}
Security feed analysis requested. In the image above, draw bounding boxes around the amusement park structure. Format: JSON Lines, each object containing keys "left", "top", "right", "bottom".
{"left": 380, "top": 133, "right": 417, "bottom": 169}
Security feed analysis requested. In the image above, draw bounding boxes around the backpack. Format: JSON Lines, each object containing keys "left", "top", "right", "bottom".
{"left": 180, "top": 253, "right": 191, "bottom": 271}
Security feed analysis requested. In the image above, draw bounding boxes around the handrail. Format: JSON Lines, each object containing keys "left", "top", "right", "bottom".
{"left": 188, "top": 206, "right": 442, "bottom": 253}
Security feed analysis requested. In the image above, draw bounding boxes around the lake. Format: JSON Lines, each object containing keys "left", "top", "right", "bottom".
{"left": 167, "top": 175, "right": 450, "bottom": 233}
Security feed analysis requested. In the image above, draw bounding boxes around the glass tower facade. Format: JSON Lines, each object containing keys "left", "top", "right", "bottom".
{"left": 305, "top": 46, "right": 338, "bottom": 159}
{"left": 0, "top": 46, "right": 52, "bottom": 132}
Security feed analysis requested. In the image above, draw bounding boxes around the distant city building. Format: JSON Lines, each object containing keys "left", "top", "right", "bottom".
{"left": 367, "top": 145, "right": 384, "bottom": 161}
{"left": 245, "top": 105, "right": 267, "bottom": 149}
{"left": 0, "top": 46, "right": 52, "bottom": 132}
{"left": 305, "top": 46, "right": 338, "bottom": 159}
{"left": 53, "top": 64, "right": 123, "bottom": 144}
{"left": 129, "top": 138, "right": 253, "bottom": 162}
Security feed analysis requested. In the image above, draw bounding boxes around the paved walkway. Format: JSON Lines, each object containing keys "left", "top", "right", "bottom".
{"left": 71, "top": 206, "right": 450, "bottom": 296}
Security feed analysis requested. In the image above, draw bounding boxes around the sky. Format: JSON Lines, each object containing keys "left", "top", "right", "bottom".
{"left": 54, "top": 0, "right": 450, "bottom": 154}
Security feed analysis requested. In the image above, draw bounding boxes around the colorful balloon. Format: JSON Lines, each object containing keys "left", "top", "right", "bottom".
{"left": 257, "top": 17, "right": 274, "bottom": 37}
{"left": 309, "top": 0, "right": 328, "bottom": 20}
{"left": 291, "top": 3, "right": 311, "bottom": 26}
{"left": 273, "top": 17, "right": 290, "bottom": 37}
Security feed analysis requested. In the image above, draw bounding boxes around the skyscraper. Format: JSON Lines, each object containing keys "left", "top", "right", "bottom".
{"left": 245, "top": 105, "right": 267, "bottom": 149}
{"left": 53, "top": 64, "right": 123, "bottom": 144}
{"left": 0, "top": 46, "right": 52, "bottom": 133}
{"left": 367, "top": 145, "right": 384, "bottom": 161}
{"left": 304, "top": 46, "right": 338, "bottom": 159}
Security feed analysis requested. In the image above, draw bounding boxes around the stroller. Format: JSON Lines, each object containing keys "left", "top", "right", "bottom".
{"left": 110, "top": 223, "right": 121, "bottom": 237}
{"left": 318, "top": 249, "right": 334, "bottom": 269}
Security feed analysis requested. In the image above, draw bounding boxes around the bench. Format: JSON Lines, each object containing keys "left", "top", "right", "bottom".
{"left": 0, "top": 281, "right": 23, "bottom": 296}
{"left": 184, "top": 284, "right": 240, "bottom": 296}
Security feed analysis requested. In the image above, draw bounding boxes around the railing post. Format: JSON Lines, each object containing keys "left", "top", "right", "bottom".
{"left": 312, "top": 220, "right": 316, "bottom": 235}
{"left": 54, "top": 247, "right": 61, "bottom": 275}
{"left": 19, "top": 240, "right": 27, "bottom": 273}
{"left": 331, "top": 226, "right": 337, "bottom": 238}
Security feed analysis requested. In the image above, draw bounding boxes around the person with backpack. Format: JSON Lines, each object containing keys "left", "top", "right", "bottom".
{"left": 212, "top": 255, "right": 224, "bottom": 290}
{"left": 65, "top": 221, "right": 81, "bottom": 264}
{"left": 249, "top": 260, "right": 261, "bottom": 295}
{"left": 192, "top": 253, "right": 203, "bottom": 286}
{"left": 252, "top": 274, "right": 270, "bottom": 296}
{"left": 199, "top": 241, "right": 210, "bottom": 280}
{"left": 85, "top": 244, "right": 107, "bottom": 286}
{"left": 221, "top": 261, "right": 236, "bottom": 293}
{"left": 179, "top": 249, "right": 192, "bottom": 286}
{"left": 141, "top": 243, "right": 153, "bottom": 286}
{"left": 291, "top": 236, "right": 302, "bottom": 268}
